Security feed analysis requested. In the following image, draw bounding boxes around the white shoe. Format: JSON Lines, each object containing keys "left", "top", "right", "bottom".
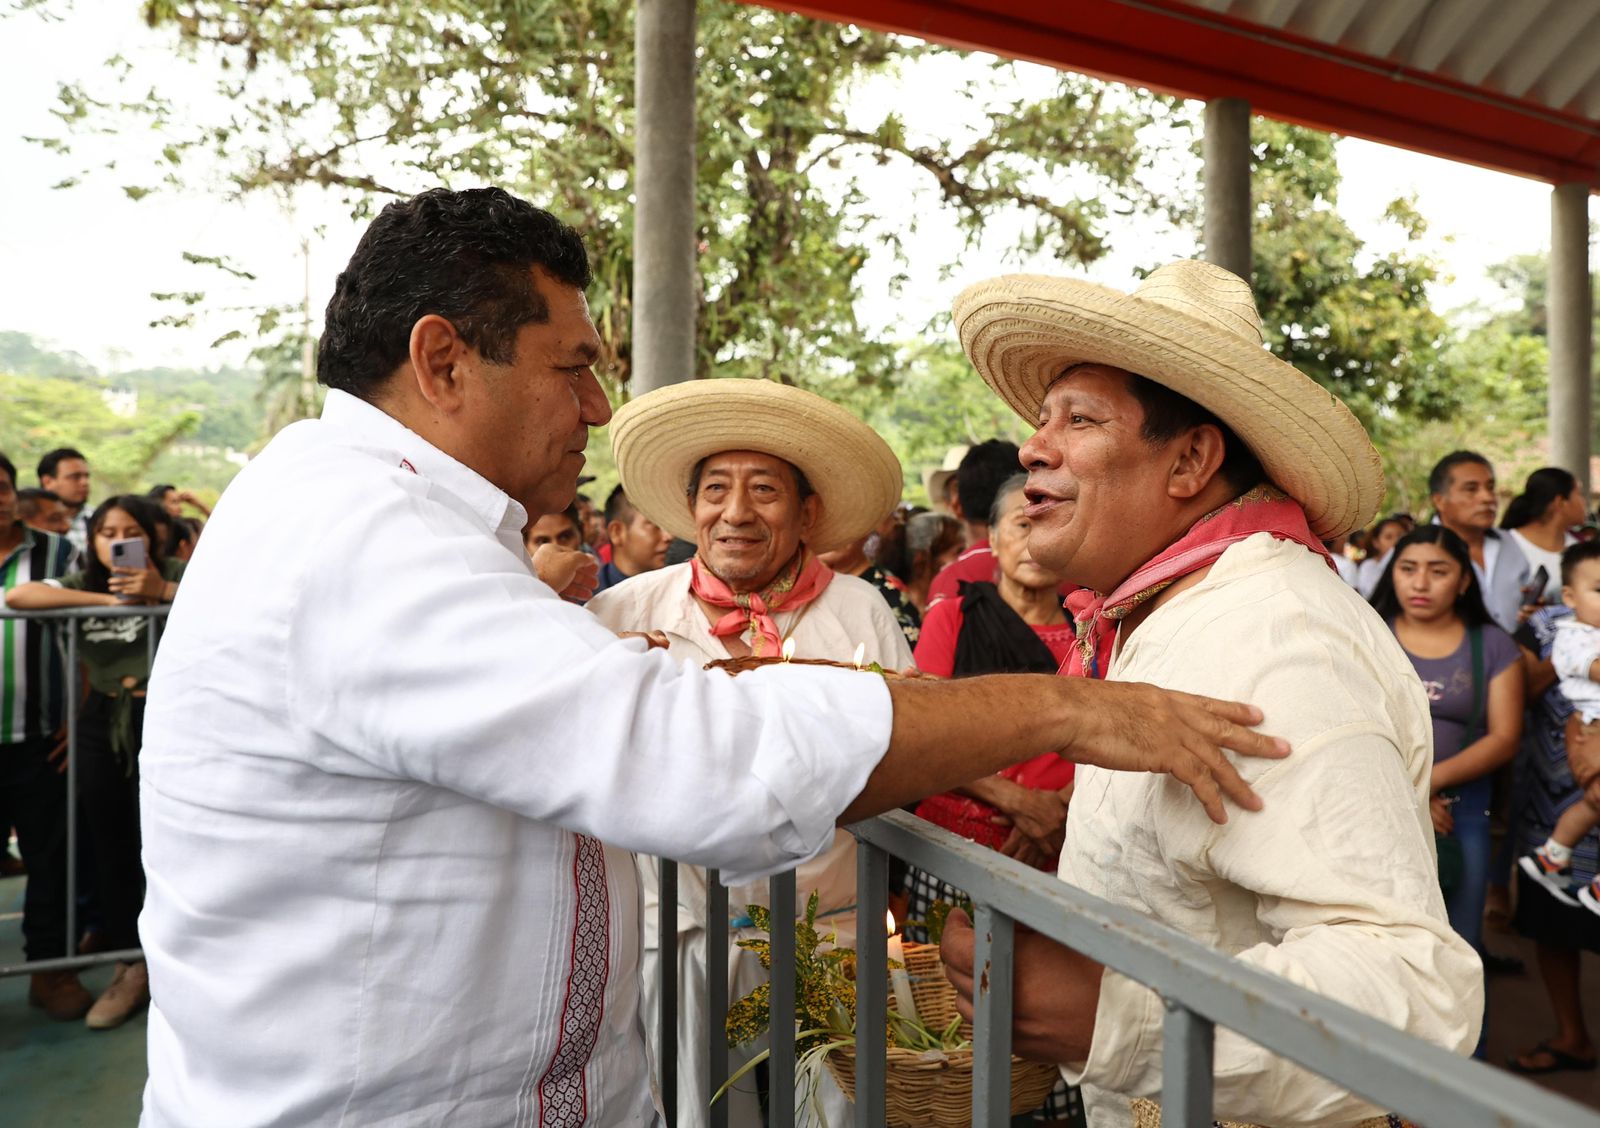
{"left": 1579, "top": 882, "right": 1600, "bottom": 919}
{"left": 1519, "top": 851, "right": 1581, "bottom": 907}
{"left": 85, "top": 960, "right": 149, "bottom": 1030}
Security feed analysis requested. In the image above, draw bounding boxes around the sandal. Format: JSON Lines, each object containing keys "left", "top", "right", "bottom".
{"left": 1507, "top": 1040, "right": 1598, "bottom": 1074}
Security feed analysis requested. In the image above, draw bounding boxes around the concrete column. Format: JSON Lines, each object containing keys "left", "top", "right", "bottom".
{"left": 1549, "top": 182, "right": 1593, "bottom": 497}
{"left": 1202, "top": 98, "right": 1253, "bottom": 283}
{"left": 632, "top": 0, "right": 698, "bottom": 392}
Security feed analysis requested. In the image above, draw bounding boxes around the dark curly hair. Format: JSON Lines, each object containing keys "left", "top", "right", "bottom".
{"left": 317, "top": 187, "right": 593, "bottom": 398}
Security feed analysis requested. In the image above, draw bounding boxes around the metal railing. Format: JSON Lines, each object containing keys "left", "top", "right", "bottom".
{"left": 658, "top": 808, "right": 1600, "bottom": 1128}
{"left": 0, "top": 603, "right": 167, "bottom": 979}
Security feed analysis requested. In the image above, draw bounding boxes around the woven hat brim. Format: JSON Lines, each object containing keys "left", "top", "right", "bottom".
{"left": 953, "top": 275, "right": 1384, "bottom": 538}
{"left": 610, "top": 380, "right": 905, "bottom": 553}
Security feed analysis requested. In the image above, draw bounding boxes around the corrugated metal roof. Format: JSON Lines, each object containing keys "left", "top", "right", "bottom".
{"left": 1182, "top": 0, "right": 1600, "bottom": 118}
{"left": 750, "top": 0, "right": 1600, "bottom": 185}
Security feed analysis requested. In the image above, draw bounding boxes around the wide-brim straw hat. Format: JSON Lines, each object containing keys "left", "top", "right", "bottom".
{"left": 952, "top": 260, "right": 1383, "bottom": 538}
{"left": 920, "top": 444, "right": 968, "bottom": 512}
{"left": 610, "top": 379, "right": 904, "bottom": 553}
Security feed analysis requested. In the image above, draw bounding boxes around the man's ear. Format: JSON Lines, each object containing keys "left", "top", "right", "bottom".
{"left": 407, "top": 315, "right": 470, "bottom": 414}
{"left": 799, "top": 494, "right": 823, "bottom": 540}
{"left": 1167, "top": 423, "right": 1229, "bottom": 501}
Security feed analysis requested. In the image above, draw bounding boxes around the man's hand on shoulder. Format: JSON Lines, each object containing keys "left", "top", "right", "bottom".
{"left": 531, "top": 544, "right": 599, "bottom": 603}
{"left": 941, "top": 908, "right": 1101, "bottom": 1064}
{"left": 1060, "top": 679, "right": 1289, "bottom": 824}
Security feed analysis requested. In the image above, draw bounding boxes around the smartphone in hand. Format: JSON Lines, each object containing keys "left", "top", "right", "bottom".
{"left": 1522, "top": 564, "right": 1550, "bottom": 607}
{"left": 109, "top": 538, "right": 148, "bottom": 602}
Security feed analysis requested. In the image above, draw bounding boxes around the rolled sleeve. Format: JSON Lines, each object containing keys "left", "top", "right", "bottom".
{"left": 721, "top": 664, "right": 891, "bottom": 885}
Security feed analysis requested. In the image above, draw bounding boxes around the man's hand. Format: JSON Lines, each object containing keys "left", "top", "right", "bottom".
{"left": 997, "top": 827, "right": 1050, "bottom": 868}
{"left": 47, "top": 727, "right": 68, "bottom": 775}
{"left": 1061, "top": 681, "right": 1288, "bottom": 824}
{"left": 843, "top": 674, "right": 1287, "bottom": 828}
{"left": 1429, "top": 795, "right": 1454, "bottom": 836}
{"left": 989, "top": 784, "right": 1068, "bottom": 858}
{"left": 941, "top": 908, "right": 1101, "bottom": 1064}
{"left": 617, "top": 630, "right": 670, "bottom": 650}
{"left": 531, "top": 544, "right": 599, "bottom": 603}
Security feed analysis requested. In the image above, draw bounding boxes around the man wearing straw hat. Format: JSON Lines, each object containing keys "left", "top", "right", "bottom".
{"left": 137, "top": 189, "right": 1288, "bottom": 1128}
{"left": 941, "top": 261, "right": 1482, "bottom": 1127}
{"left": 588, "top": 378, "right": 914, "bottom": 1126}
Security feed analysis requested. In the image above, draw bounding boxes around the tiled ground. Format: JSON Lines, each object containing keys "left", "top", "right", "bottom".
{"left": 0, "top": 872, "right": 146, "bottom": 1127}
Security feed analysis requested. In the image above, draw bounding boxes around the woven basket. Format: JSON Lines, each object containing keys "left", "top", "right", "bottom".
{"left": 1130, "top": 1097, "right": 1409, "bottom": 1128}
{"left": 825, "top": 941, "right": 1060, "bottom": 1128}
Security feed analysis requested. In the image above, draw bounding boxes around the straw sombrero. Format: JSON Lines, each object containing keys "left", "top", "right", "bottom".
{"left": 952, "top": 260, "right": 1384, "bottom": 538}
{"left": 610, "top": 379, "right": 903, "bottom": 553}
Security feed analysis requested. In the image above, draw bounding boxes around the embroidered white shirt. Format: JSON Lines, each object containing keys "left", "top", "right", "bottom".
{"left": 137, "top": 390, "right": 893, "bottom": 1128}
{"left": 1058, "top": 534, "right": 1482, "bottom": 1127}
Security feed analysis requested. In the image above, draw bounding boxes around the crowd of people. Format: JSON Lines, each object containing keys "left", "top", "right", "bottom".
{"left": 0, "top": 448, "right": 207, "bottom": 1031}
{"left": 2, "top": 186, "right": 1595, "bottom": 1128}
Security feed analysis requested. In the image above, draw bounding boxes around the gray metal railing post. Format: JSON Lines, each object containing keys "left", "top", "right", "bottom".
{"left": 972, "top": 903, "right": 1015, "bottom": 1127}
{"left": 64, "top": 624, "right": 78, "bottom": 957}
{"left": 1162, "top": 1001, "right": 1215, "bottom": 1127}
{"left": 706, "top": 869, "right": 730, "bottom": 1128}
{"left": 659, "top": 859, "right": 678, "bottom": 1127}
{"left": 768, "top": 868, "right": 797, "bottom": 1126}
{"left": 853, "top": 838, "right": 888, "bottom": 1128}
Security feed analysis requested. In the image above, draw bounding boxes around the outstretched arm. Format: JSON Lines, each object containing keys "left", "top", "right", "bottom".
{"left": 841, "top": 674, "right": 1287, "bottom": 827}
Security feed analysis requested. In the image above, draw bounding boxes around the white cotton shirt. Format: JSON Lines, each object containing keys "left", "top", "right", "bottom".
{"left": 1507, "top": 528, "right": 1573, "bottom": 604}
{"left": 1552, "top": 617, "right": 1600, "bottom": 723}
{"left": 137, "top": 390, "right": 894, "bottom": 1128}
{"left": 1058, "top": 534, "right": 1482, "bottom": 1128}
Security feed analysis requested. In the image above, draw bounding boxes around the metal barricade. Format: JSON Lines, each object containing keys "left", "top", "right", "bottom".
{"left": 656, "top": 807, "right": 1600, "bottom": 1128}
{"left": 0, "top": 603, "right": 168, "bottom": 980}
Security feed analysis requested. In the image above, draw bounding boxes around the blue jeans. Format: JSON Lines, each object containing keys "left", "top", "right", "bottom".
{"left": 1443, "top": 783, "right": 1492, "bottom": 1058}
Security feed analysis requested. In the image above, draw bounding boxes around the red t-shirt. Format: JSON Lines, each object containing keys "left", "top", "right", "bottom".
{"left": 912, "top": 595, "right": 1077, "bottom": 857}
{"left": 924, "top": 541, "right": 995, "bottom": 609}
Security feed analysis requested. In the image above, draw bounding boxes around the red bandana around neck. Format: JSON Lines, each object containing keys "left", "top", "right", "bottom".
{"left": 1062, "top": 487, "right": 1335, "bottom": 680}
{"left": 689, "top": 549, "right": 835, "bottom": 657}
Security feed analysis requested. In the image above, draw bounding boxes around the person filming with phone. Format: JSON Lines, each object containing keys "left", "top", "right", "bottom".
{"left": 5, "top": 493, "right": 183, "bottom": 1030}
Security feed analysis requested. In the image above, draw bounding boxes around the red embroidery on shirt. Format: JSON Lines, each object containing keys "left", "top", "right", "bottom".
{"left": 399, "top": 458, "right": 417, "bottom": 474}
{"left": 535, "top": 835, "right": 610, "bottom": 1127}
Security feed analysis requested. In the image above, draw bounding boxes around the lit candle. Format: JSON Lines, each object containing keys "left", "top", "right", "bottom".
{"left": 781, "top": 637, "right": 796, "bottom": 663}
{"left": 884, "top": 910, "right": 920, "bottom": 1024}
{"left": 851, "top": 642, "right": 865, "bottom": 670}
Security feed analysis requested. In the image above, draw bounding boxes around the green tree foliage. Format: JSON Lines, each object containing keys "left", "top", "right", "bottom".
{"left": 1246, "top": 122, "right": 1457, "bottom": 441}
{"left": 1378, "top": 249, "right": 1599, "bottom": 515}
{"left": 46, "top": 0, "right": 1174, "bottom": 407}
{"left": 0, "top": 372, "right": 200, "bottom": 494}
{"left": 0, "top": 333, "right": 257, "bottom": 498}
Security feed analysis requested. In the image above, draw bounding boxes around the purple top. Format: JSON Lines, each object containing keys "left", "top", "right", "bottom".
{"left": 1399, "top": 622, "right": 1519, "bottom": 766}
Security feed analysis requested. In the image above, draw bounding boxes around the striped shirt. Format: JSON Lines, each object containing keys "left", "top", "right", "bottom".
{"left": 0, "top": 523, "right": 75, "bottom": 744}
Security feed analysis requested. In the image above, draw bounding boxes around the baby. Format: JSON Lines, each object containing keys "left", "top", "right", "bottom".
{"left": 1520, "top": 541, "right": 1600, "bottom": 913}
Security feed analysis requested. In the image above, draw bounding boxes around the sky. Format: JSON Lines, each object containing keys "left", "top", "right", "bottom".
{"left": 0, "top": 0, "right": 1579, "bottom": 376}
